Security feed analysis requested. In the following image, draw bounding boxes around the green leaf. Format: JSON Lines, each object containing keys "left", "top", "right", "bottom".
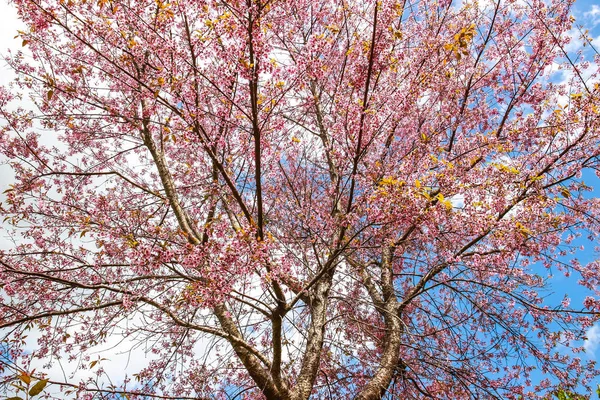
{"left": 7, "top": 397, "right": 24, "bottom": 400}
{"left": 28, "top": 379, "right": 48, "bottom": 397}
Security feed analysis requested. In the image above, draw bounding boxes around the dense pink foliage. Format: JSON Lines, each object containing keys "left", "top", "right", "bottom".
{"left": 1, "top": 0, "right": 600, "bottom": 398}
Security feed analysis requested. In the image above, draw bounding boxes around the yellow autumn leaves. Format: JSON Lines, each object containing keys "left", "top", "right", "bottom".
{"left": 444, "top": 24, "right": 476, "bottom": 60}
{"left": 377, "top": 177, "right": 453, "bottom": 211}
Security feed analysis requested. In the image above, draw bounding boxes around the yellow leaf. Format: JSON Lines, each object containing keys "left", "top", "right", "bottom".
{"left": 443, "top": 199, "right": 453, "bottom": 210}
{"left": 494, "top": 163, "right": 519, "bottom": 174}
{"left": 516, "top": 221, "right": 532, "bottom": 237}
{"left": 530, "top": 174, "right": 544, "bottom": 182}
{"left": 436, "top": 193, "right": 453, "bottom": 211}
{"left": 326, "top": 24, "right": 340, "bottom": 34}
{"left": 379, "top": 176, "right": 405, "bottom": 187}
{"left": 419, "top": 191, "right": 431, "bottom": 200}
{"left": 362, "top": 40, "right": 370, "bottom": 53}
{"left": 19, "top": 372, "right": 31, "bottom": 385}
{"left": 559, "top": 187, "right": 571, "bottom": 198}
{"left": 124, "top": 234, "right": 139, "bottom": 248}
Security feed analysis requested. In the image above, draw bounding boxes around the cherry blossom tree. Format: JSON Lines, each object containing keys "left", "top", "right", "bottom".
{"left": 1, "top": 0, "right": 600, "bottom": 398}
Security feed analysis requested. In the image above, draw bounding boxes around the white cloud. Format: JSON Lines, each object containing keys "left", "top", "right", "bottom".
{"left": 578, "top": 4, "right": 600, "bottom": 30}
{"left": 584, "top": 5, "right": 600, "bottom": 19}
{"left": 450, "top": 193, "right": 465, "bottom": 209}
{"left": 584, "top": 324, "right": 600, "bottom": 356}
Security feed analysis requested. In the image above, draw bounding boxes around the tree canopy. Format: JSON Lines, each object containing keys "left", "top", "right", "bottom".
{"left": 1, "top": 0, "right": 600, "bottom": 398}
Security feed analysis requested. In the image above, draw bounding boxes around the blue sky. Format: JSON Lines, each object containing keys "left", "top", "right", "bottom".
{"left": 555, "top": 0, "right": 600, "bottom": 345}
{"left": 517, "top": 0, "right": 600, "bottom": 392}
